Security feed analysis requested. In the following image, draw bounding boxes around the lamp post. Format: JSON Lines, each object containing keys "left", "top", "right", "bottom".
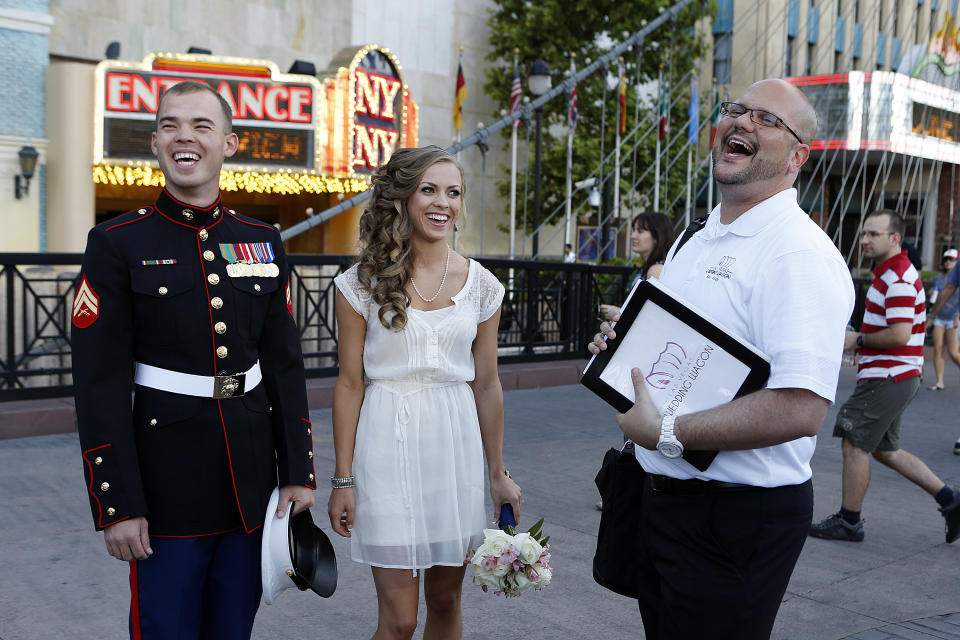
{"left": 14, "top": 145, "right": 38, "bottom": 200}
{"left": 528, "top": 60, "right": 551, "bottom": 257}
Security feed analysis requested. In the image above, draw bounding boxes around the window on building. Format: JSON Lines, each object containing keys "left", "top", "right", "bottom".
{"left": 714, "top": 32, "right": 732, "bottom": 83}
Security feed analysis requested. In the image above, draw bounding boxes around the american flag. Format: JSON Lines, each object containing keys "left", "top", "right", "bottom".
{"left": 569, "top": 81, "right": 578, "bottom": 129}
{"left": 509, "top": 61, "right": 523, "bottom": 116}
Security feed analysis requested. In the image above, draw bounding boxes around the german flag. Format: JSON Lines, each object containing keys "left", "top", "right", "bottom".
{"left": 453, "top": 59, "right": 467, "bottom": 132}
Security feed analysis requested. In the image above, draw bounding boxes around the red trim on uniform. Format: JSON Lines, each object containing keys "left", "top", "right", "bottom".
{"left": 151, "top": 525, "right": 242, "bottom": 538}
{"left": 129, "top": 561, "right": 142, "bottom": 640}
{"left": 83, "top": 444, "right": 112, "bottom": 526}
{"left": 105, "top": 209, "right": 154, "bottom": 232}
{"left": 225, "top": 209, "right": 277, "bottom": 231}
{"left": 217, "top": 399, "right": 251, "bottom": 533}
{"left": 154, "top": 206, "right": 226, "bottom": 231}
{"left": 163, "top": 188, "right": 222, "bottom": 212}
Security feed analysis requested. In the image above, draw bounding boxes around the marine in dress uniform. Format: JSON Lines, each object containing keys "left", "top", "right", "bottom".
{"left": 71, "top": 81, "right": 316, "bottom": 639}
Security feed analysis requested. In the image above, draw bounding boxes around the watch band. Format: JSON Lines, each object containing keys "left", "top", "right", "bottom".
{"left": 856, "top": 333, "right": 864, "bottom": 348}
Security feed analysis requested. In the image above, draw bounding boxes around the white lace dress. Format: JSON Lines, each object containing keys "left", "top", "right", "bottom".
{"left": 334, "top": 259, "right": 505, "bottom": 571}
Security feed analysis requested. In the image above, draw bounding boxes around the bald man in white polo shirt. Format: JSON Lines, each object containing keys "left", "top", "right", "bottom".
{"left": 590, "top": 79, "right": 855, "bottom": 639}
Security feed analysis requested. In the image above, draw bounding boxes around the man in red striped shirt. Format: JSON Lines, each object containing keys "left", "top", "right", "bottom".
{"left": 811, "top": 209, "right": 960, "bottom": 543}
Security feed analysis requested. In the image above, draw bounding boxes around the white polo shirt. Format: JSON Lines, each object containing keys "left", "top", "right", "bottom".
{"left": 635, "top": 188, "right": 855, "bottom": 486}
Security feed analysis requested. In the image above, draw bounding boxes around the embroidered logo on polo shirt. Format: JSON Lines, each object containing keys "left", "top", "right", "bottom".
{"left": 705, "top": 255, "right": 736, "bottom": 281}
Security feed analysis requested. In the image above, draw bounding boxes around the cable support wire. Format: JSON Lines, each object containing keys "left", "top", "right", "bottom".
{"left": 280, "top": 0, "right": 697, "bottom": 243}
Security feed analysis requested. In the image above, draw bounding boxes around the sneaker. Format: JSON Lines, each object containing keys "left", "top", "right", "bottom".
{"left": 954, "top": 441, "right": 960, "bottom": 456}
{"left": 809, "top": 512, "right": 865, "bottom": 542}
{"left": 939, "top": 488, "right": 960, "bottom": 544}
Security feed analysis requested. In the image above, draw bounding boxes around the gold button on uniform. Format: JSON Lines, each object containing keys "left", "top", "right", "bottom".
{"left": 158, "top": 286, "right": 168, "bottom": 296}
{"left": 149, "top": 418, "right": 158, "bottom": 426}
{"left": 107, "top": 507, "right": 116, "bottom": 516}
{"left": 138, "top": 208, "right": 147, "bottom": 215}
{"left": 207, "top": 273, "right": 220, "bottom": 285}
{"left": 211, "top": 297, "right": 223, "bottom": 309}
{"left": 308, "top": 451, "right": 313, "bottom": 459}
{"left": 216, "top": 346, "right": 228, "bottom": 358}
{"left": 306, "top": 427, "right": 311, "bottom": 435}
{"left": 308, "top": 473, "right": 314, "bottom": 481}
{"left": 203, "top": 250, "right": 215, "bottom": 262}
{"left": 100, "top": 482, "right": 110, "bottom": 492}
{"left": 183, "top": 209, "right": 194, "bottom": 220}
{"left": 199, "top": 229, "right": 209, "bottom": 241}
{"left": 213, "top": 207, "right": 220, "bottom": 218}
{"left": 254, "top": 283, "right": 261, "bottom": 292}
{"left": 94, "top": 456, "right": 103, "bottom": 465}
{"left": 215, "top": 322, "right": 227, "bottom": 334}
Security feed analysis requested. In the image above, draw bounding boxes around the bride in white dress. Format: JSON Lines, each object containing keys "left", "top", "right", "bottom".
{"left": 327, "top": 146, "right": 522, "bottom": 640}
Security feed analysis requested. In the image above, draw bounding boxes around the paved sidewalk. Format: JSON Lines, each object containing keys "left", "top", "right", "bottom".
{"left": 1, "top": 362, "right": 959, "bottom": 639}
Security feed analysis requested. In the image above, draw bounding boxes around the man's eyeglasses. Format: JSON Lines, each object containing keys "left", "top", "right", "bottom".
{"left": 858, "top": 230, "right": 895, "bottom": 240}
{"left": 719, "top": 102, "right": 805, "bottom": 145}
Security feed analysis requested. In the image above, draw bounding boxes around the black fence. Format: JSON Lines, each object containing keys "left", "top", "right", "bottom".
{"left": 0, "top": 253, "right": 637, "bottom": 402}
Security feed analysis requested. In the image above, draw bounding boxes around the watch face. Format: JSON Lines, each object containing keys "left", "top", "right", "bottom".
{"left": 657, "top": 442, "right": 683, "bottom": 458}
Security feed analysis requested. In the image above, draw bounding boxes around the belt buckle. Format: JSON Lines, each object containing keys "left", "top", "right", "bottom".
{"left": 213, "top": 373, "right": 246, "bottom": 399}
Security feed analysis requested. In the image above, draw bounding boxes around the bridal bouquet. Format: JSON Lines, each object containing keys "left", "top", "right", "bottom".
{"left": 469, "top": 518, "right": 552, "bottom": 597}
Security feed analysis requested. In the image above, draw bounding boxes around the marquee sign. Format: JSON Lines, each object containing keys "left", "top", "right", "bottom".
{"left": 320, "top": 45, "right": 418, "bottom": 176}
{"left": 93, "top": 47, "right": 419, "bottom": 194}
{"left": 789, "top": 71, "right": 960, "bottom": 164}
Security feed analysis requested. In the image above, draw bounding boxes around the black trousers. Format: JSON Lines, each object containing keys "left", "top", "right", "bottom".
{"left": 635, "top": 477, "right": 813, "bottom": 640}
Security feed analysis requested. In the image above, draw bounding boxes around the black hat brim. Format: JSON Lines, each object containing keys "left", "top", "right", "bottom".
{"left": 288, "top": 508, "right": 338, "bottom": 598}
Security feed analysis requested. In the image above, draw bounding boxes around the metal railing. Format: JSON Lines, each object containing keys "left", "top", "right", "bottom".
{"left": 0, "top": 253, "right": 635, "bottom": 402}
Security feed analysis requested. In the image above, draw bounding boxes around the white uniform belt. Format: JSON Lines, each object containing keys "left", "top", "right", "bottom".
{"left": 134, "top": 361, "right": 262, "bottom": 399}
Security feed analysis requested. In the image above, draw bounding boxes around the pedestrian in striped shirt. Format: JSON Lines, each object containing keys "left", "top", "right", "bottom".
{"left": 810, "top": 209, "right": 960, "bottom": 543}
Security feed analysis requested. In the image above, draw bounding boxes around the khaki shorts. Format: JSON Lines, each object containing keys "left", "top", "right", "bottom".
{"left": 832, "top": 376, "right": 920, "bottom": 452}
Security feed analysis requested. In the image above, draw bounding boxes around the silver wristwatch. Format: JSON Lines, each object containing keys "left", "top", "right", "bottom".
{"left": 656, "top": 414, "right": 684, "bottom": 459}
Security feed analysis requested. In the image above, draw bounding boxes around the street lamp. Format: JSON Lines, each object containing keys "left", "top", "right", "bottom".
{"left": 14, "top": 145, "right": 38, "bottom": 200}
{"left": 528, "top": 60, "right": 551, "bottom": 257}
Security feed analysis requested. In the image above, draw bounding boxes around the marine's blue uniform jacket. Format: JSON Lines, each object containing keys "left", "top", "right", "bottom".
{"left": 72, "top": 188, "right": 317, "bottom": 537}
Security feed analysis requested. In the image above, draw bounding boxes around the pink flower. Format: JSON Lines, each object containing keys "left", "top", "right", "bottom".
{"left": 526, "top": 566, "right": 540, "bottom": 582}
{"left": 481, "top": 555, "right": 497, "bottom": 572}
{"left": 512, "top": 560, "right": 523, "bottom": 572}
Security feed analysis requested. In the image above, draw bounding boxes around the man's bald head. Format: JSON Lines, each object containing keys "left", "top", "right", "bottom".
{"left": 743, "top": 78, "right": 818, "bottom": 144}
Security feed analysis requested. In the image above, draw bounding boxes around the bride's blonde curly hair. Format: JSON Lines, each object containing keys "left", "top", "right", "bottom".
{"left": 356, "top": 146, "right": 466, "bottom": 330}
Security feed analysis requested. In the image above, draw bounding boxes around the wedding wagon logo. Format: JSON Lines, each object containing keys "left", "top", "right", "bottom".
{"left": 645, "top": 341, "right": 687, "bottom": 389}
{"left": 706, "top": 255, "right": 736, "bottom": 280}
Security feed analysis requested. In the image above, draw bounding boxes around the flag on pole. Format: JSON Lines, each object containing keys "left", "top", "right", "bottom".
{"left": 617, "top": 71, "right": 627, "bottom": 135}
{"left": 709, "top": 83, "right": 722, "bottom": 148}
{"left": 658, "top": 78, "right": 669, "bottom": 140}
{"left": 687, "top": 79, "right": 699, "bottom": 143}
{"left": 510, "top": 59, "right": 523, "bottom": 117}
{"left": 569, "top": 78, "right": 578, "bottom": 129}
{"left": 453, "top": 56, "right": 467, "bottom": 132}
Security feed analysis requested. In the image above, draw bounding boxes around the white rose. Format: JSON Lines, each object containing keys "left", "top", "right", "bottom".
{"left": 512, "top": 568, "right": 534, "bottom": 594}
{"left": 482, "top": 529, "right": 513, "bottom": 557}
{"left": 472, "top": 569, "right": 502, "bottom": 592}
{"left": 513, "top": 532, "right": 543, "bottom": 565}
{"left": 535, "top": 565, "right": 552, "bottom": 588}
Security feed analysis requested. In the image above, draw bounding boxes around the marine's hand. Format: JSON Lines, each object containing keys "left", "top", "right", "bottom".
{"left": 277, "top": 484, "right": 315, "bottom": 518}
{"left": 104, "top": 516, "right": 151, "bottom": 561}
{"left": 615, "top": 367, "right": 661, "bottom": 449}
{"left": 327, "top": 488, "right": 355, "bottom": 538}
{"left": 490, "top": 472, "right": 522, "bottom": 521}
{"left": 587, "top": 318, "right": 620, "bottom": 355}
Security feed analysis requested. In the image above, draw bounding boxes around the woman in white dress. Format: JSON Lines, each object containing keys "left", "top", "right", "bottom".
{"left": 327, "top": 146, "right": 522, "bottom": 640}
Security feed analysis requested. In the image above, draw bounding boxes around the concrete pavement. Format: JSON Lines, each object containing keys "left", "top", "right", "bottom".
{"left": 1, "top": 361, "right": 959, "bottom": 639}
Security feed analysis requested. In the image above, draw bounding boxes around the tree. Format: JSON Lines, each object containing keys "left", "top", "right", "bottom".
{"left": 484, "top": 0, "right": 712, "bottom": 254}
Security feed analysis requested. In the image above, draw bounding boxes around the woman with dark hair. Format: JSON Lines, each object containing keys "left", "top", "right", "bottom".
{"left": 328, "top": 146, "right": 521, "bottom": 639}
{"left": 599, "top": 211, "right": 675, "bottom": 321}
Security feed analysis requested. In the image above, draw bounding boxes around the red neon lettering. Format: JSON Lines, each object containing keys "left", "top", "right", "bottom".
{"left": 131, "top": 75, "right": 160, "bottom": 113}
{"left": 237, "top": 83, "right": 265, "bottom": 120}
{"left": 371, "top": 75, "right": 401, "bottom": 121}
{"left": 354, "top": 70, "right": 378, "bottom": 117}
{"left": 353, "top": 124, "right": 400, "bottom": 169}
{"left": 106, "top": 73, "right": 133, "bottom": 111}
{"left": 264, "top": 85, "right": 289, "bottom": 121}
{"left": 216, "top": 81, "right": 239, "bottom": 119}
{"left": 288, "top": 87, "right": 311, "bottom": 123}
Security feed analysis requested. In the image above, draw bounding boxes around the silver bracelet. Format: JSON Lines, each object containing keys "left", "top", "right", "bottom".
{"left": 330, "top": 475, "right": 355, "bottom": 489}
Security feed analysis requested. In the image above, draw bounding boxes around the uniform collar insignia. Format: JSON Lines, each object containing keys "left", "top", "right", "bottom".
{"left": 155, "top": 188, "right": 224, "bottom": 228}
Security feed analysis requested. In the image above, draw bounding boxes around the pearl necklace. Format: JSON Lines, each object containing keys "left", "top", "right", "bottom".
{"left": 410, "top": 248, "right": 451, "bottom": 303}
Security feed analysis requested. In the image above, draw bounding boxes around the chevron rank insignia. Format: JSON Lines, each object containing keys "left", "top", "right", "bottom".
{"left": 72, "top": 275, "right": 100, "bottom": 329}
